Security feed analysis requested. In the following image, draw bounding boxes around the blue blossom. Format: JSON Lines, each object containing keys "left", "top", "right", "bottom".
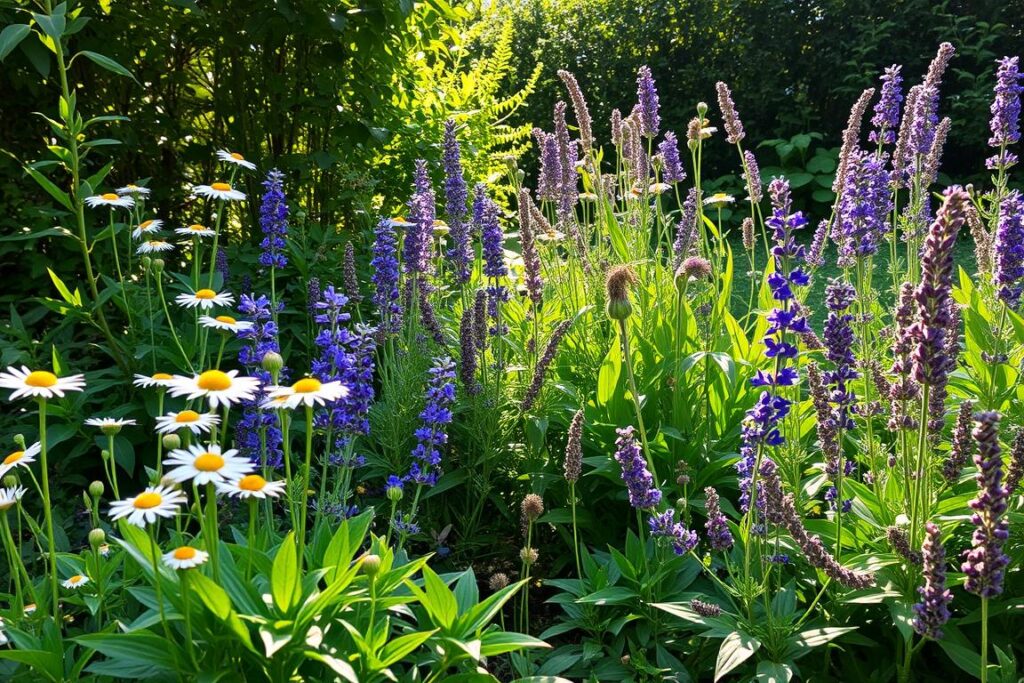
{"left": 614, "top": 426, "right": 661, "bottom": 509}
{"left": 234, "top": 293, "right": 287, "bottom": 467}
{"left": 371, "top": 218, "right": 403, "bottom": 333}
{"left": 442, "top": 119, "right": 472, "bottom": 284}
{"left": 407, "top": 356, "right": 457, "bottom": 487}
{"left": 649, "top": 509, "right": 698, "bottom": 555}
{"left": 475, "top": 185, "right": 509, "bottom": 337}
{"left": 404, "top": 160, "right": 435, "bottom": 275}
{"left": 258, "top": 169, "right": 289, "bottom": 269}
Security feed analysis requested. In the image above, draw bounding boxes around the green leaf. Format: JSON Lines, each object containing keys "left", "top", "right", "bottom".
{"left": 32, "top": 13, "right": 66, "bottom": 40}
{"left": 755, "top": 661, "right": 794, "bottom": 682}
{"left": 792, "top": 626, "right": 856, "bottom": 649}
{"left": 596, "top": 341, "right": 621, "bottom": 406}
{"left": 0, "top": 650, "right": 61, "bottom": 681}
{"left": 378, "top": 629, "right": 438, "bottom": 666}
{"left": 23, "top": 165, "right": 72, "bottom": 210}
{"left": 715, "top": 631, "right": 761, "bottom": 681}
{"left": 76, "top": 50, "right": 136, "bottom": 80}
{"left": 271, "top": 532, "right": 302, "bottom": 614}
{"left": 575, "top": 586, "right": 638, "bottom": 605}
{"left": 453, "top": 568, "right": 479, "bottom": 614}
{"left": 456, "top": 579, "right": 525, "bottom": 635}
{"left": 73, "top": 632, "right": 179, "bottom": 674}
{"left": 479, "top": 631, "right": 550, "bottom": 657}
{"left": 420, "top": 564, "right": 458, "bottom": 628}
{"left": 48, "top": 267, "right": 81, "bottom": 307}
{"left": 0, "top": 24, "right": 31, "bottom": 61}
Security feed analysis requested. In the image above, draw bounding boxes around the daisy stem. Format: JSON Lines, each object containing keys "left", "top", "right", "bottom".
{"left": 37, "top": 399, "right": 60, "bottom": 622}
{"left": 279, "top": 409, "right": 295, "bottom": 531}
{"left": 214, "top": 334, "right": 227, "bottom": 370}
{"left": 180, "top": 568, "right": 197, "bottom": 668}
{"left": 144, "top": 266, "right": 157, "bottom": 373}
{"left": 155, "top": 272, "right": 195, "bottom": 373}
{"left": 297, "top": 406, "right": 314, "bottom": 565}
{"left": 205, "top": 482, "right": 220, "bottom": 581}
{"left": 207, "top": 199, "right": 225, "bottom": 289}
{"left": 0, "top": 512, "right": 24, "bottom": 614}
{"left": 148, "top": 527, "right": 173, "bottom": 643}
{"left": 106, "top": 434, "right": 121, "bottom": 499}
{"left": 247, "top": 497, "right": 257, "bottom": 580}
{"left": 156, "top": 392, "right": 165, "bottom": 480}
{"left": 192, "top": 236, "right": 201, "bottom": 290}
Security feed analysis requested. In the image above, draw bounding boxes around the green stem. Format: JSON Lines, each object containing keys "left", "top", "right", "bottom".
{"left": 180, "top": 568, "right": 197, "bottom": 668}
{"left": 618, "top": 317, "right": 657, "bottom": 483}
{"left": 37, "top": 399, "right": 60, "bottom": 621}
{"left": 296, "top": 406, "right": 314, "bottom": 566}
{"left": 980, "top": 597, "right": 989, "bottom": 683}
{"left": 205, "top": 482, "right": 219, "bottom": 581}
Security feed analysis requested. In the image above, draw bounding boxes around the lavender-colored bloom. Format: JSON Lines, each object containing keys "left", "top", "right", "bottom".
{"left": 649, "top": 509, "right": 698, "bottom": 555}
{"left": 943, "top": 400, "right": 975, "bottom": 483}
{"left": 521, "top": 319, "right": 572, "bottom": 412}
{"left": 821, "top": 280, "right": 858, "bottom": 500}
{"left": 442, "top": 120, "right": 472, "bottom": 284}
{"left": 564, "top": 409, "right": 584, "bottom": 484}
{"left": 417, "top": 283, "right": 446, "bottom": 347}
{"left": 558, "top": 69, "right": 593, "bottom": 151}
{"left": 343, "top": 242, "right": 361, "bottom": 303}
{"left": 836, "top": 150, "right": 892, "bottom": 266}
{"left": 458, "top": 306, "right": 480, "bottom": 396}
{"left": 909, "top": 84, "right": 940, "bottom": 156}
{"left": 610, "top": 108, "right": 623, "bottom": 146}
{"left": 235, "top": 293, "right": 287, "bottom": 468}
{"left": 833, "top": 88, "right": 875, "bottom": 195}
{"left": 215, "top": 248, "right": 229, "bottom": 283}
{"left": 370, "top": 219, "right": 402, "bottom": 333}
{"left": 870, "top": 65, "right": 904, "bottom": 145}
{"left": 535, "top": 129, "right": 560, "bottom": 202}
{"left": 307, "top": 277, "right": 321, "bottom": 316}
{"left": 990, "top": 56, "right": 1022, "bottom": 148}
{"left": 636, "top": 66, "right": 661, "bottom": 138}
{"left": 404, "top": 160, "right": 435, "bottom": 275}
{"left": 658, "top": 132, "right": 686, "bottom": 183}
{"left": 673, "top": 188, "right": 699, "bottom": 270}
{"left": 406, "top": 357, "right": 457, "bottom": 487}
{"left": 887, "top": 526, "right": 922, "bottom": 565}
{"left": 258, "top": 169, "right": 289, "bottom": 269}
{"left": 1005, "top": 428, "right": 1024, "bottom": 495}
{"left": 716, "top": 81, "right": 745, "bottom": 144}
{"left": 690, "top": 598, "right": 721, "bottom": 617}
{"left": 703, "top": 486, "right": 733, "bottom": 551}
{"left": 962, "top": 411, "right": 1010, "bottom": 598}
{"left": 743, "top": 150, "right": 762, "bottom": 203}
{"left": 614, "top": 426, "right": 661, "bottom": 509}
{"left": 519, "top": 189, "right": 543, "bottom": 305}
{"left": 807, "top": 219, "right": 829, "bottom": 267}
{"left": 913, "top": 522, "right": 953, "bottom": 639}
{"left": 994, "top": 191, "right": 1024, "bottom": 307}
{"left": 475, "top": 185, "right": 509, "bottom": 337}
{"left": 892, "top": 85, "right": 920, "bottom": 186}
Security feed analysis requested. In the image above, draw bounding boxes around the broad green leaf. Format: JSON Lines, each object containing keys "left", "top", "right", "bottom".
{"left": 0, "top": 24, "right": 31, "bottom": 61}
{"left": 378, "top": 629, "right": 438, "bottom": 666}
{"left": 421, "top": 564, "right": 458, "bottom": 628}
{"left": 23, "top": 165, "right": 72, "bottom": 210}
{"left": 575, "top": 586, "right": 637, "bottom": 605}
{"left": 756, "top": 661, "right": 794, "bottom": 682}
{"left": 0, "top": 650, "right": 61, "bottom": 681}
{"left": 715, "top": 631, "right": 761, "bottom": 681}
{"left": 596, "top": 341, "right": 621, "bottom": 406}
{"left": 271, "top": 532, "right": 302, "bottom": 614}
{"left": 479, "top": 631, "right": 549, "bottom": 656}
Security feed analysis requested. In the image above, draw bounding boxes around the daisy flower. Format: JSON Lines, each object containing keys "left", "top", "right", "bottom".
{"left": 131, "top": 219, "right": 163, "bottom": 239}
{"left": 0, "top": 443, "right": 40, "bottom": 479}
{"left": 83, "top": 417, "right": 137, "bottom": 432}
{"left": 108, "top": 485, "right": 187, "bottom": 527}
{"left": 116, "top": 184, "right": 151, "bottom": 196}
{"left": 163, "top": 443, "right": 252, "bottom": 485}
{"left": 216, "top": 150, "right": 257, "bottom": 171}
{"left": 133, "top": 372, "right": 175, "bottom": 389}
{"left": 578, "top": 192, "right": 599, "bottom": 202}
{"left": 265, "top": 377, "right": 349, "bottom": 409}
{"left": 0, "top": 367, "right": 86, "bottom": 401}
{"left": 23, "top": 604, "right": 36, "bottom": 615}
{"left": 166, "top": 369, "right": 261, "bottom": 408}
{"left": 174, "top": 223, "right": 216, "bottom": 238}
{"left": 703, "top": 193, "right": 735, "bottom": 207}
{"left": 193, "top": 182, "right": 246, "bottom": 202}
{"left": 217, "top": 473, "right": 286, "bottom": 499}
{"left": 386, "top": 217, "right": 415, "bottom": 229}
{"left": 84, "top": 193, "right": 134, "bottom": 209}
{"left": 0, "top": 486, "right": 26, "bottom": 511}
{"left": 61, "top": 574, "right": 90, "bottom": 589}
{"left": 136, "top": 240, "right": 174, "bottom": 255}
{"left": 163, "top": 545, "right": 210, "bottom": 570}
{"left": 199, "top": 314, "right": 254, "bottom": 333}
{"left": 648, "top": 182, "right": 672, "bottom": 195}
{"left": 155, "top": 409, "right": 220, "bottom": 435}
{"left": 175, "top": 288, "right": 234, "bottom": 310}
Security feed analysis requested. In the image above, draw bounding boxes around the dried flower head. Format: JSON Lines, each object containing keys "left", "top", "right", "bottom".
{"left": 521, "top": 493, "right": 545, "bottom": 522}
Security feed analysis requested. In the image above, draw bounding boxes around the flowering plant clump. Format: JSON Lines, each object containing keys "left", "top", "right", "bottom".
{"left": 0, "top": 5, "right": 1022, "bottom": 681}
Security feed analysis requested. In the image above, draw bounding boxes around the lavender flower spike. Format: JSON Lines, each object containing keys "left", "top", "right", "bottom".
{"left": 370, "top": 218, "right": 402, "bottom": 334}
{"left": 704, "top": 486, "right": 733, "bottom": 551}
{"left": 649, "top": 508, "right": 698, "bottom": 555}
{"left": 614, "top": 426, "right": 661, "bottom": 509}
{"left": 990, "top": 56, "right": 1022, "bottom": 148}
{"left": 870, "top": 65, "right": 904, "bottom": 145}
{"left": 258, "top": 169, "right": 289, "bottom": 269}
{"left": 404, "top": 160, "right": 435, "bottom": 276}
{"left": 962, "top": 411, "right": 1010, "bottom": 598}
{"left": 716, "top": 81, "right": 745, "bottom": 144}
{"left": 743, "top": 150, "right": 762, "bottom": 203}
{"left": 833, "top": 88, "right": 875, "bottom": 195}
{"left": 406, "top": 356, "right": 457, "bottom": 487}
{"left": 636, "top": 66, "right": 661, "bottom": 138}
{"left": 521, "top": 319, "right": 572, "bottom": 412}
{"left": 994, "top": 191, "right": 1024, "bottom": 307}
{"left": 442, "top": 119, "right": 472, "bottom": 284}
{"left": 912, "top": 522, "right": 953, "bottom": 640}
{"left": 558, "top": 69, "right": 594, "bottom": 151}
{"left": 659, "top": 132, "right": 686, "bottom": 184}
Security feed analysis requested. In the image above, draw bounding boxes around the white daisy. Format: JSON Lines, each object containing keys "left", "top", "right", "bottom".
{"left": 193, "top": 182, "right": 246, "bottom": 202}
{"left": 699, "top": 125, "right": 718, "bottom": 139}
{"left": 84, "top": 193, "right": 134, "bottom": 209}
{"left": 216, "top": 150, "right": 257, "bottom": 171}
{"left": 108, "top": 485, "right": 187, "bottom": 527}
{"left": 166, "top": 369, "right": 261, "bottom": 408}
{"left": 0, "top": 367, "right": 86, "bottom": 401}
{"left": 116, "top": 184, "right": 151, "bottom": 197}
{"left": 536, "top": 230, "right": 566, "bottom": 243}
{"left": 84, "top": 417, "right": 137, "bottom": 430}
{"left": 216, "top": 474, "right": 287, "bottom": 499}
{"left": 132, "top": 372, "right": 175, "bottom": 389}
{"left": 578, "top": 192, "right": 599, "bottom": 202}
{"left": 163, "top": 443, "right": 253, "bottom": 485}
{"left": 265, "top": 377, "right": 349, "bottom": 409}
{"left": 648, "top": 182, "right": 672, "bottom": 195}
{"left": 0, "top": 443, "right": 40, "bottom": 479}
{"left": 0, "top": 486, "right": 26, "bottom": 511}
{"left": 174, "top": 223, "right": 216, "bottom": 238}
{"left": 131, "top": 219, "right": 163, "bottom": 239}
{"left": 703, "top": 193, "right": 735, "bottom": 207}
{"left": 175, "top": 288, "right": 234, "bottom": 310}
{"left": 136, "top": 240, "right": 174, "bottom": 254}
{"left": 163, "top": 545, "right": 210, "bottom": 570}
{"left": 386, "top": 217, "right": 415, "bottom": 229}
{"left": 199, "top": 314, "right": 254, "bottom": 333}
{"left": 61, "top": 574, "right": 90, "bottom": 589}
{"left": 155, "top": 409, "right": 220, "bottom": 435}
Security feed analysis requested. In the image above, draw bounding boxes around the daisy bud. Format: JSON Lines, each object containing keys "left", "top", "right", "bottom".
{"left": 100, "top": 422, "right": 123, "bottom": 436}
{"left": 676, "top": 497, "right": 687, "bottom": 509}
{"left": 3, "top": 475, "right": 16, "bottom": 488}
{"left": 141, "top": 256, "right": 152, "bottom": 269}
{"left": 262, "top": 351, "right": 285, "bottom": 374}
{"left": 13, "top": 434, "right": 25, "bottom": 449}
{"left": 161, "top": 433, "right": 181, "bottom": 451}
{"left": 88, "top": 528, "right": 106, "bottom": 549}
{"left": 101, "top": 449, "right": 111, "bottom": 462}
{"left": 88, "top": 480, "right": 105, "bottom": 498}
{"left": 82, "top": 491, "right": 92, "bottom": 511}
{"left": 516, "top": 169, "right": 525, "bottom": 183}
{"left": 502, "top": 154, "right": 517, "bottom": 172}
{"left": 696, "top": 101, "right": 708, "bottom": 116}
{"left": 151, "top": 259, "right": 165, "bottom": 273}
{"left": 361, "top": 554, "right": 381, "bottom": 576}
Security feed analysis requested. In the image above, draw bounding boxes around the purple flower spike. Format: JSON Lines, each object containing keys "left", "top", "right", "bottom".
{"left": 614, "top": 426, "right": 660, "bottom": 509}
{"left": 962, "top": 411, "right": 1010, "bottom": 598}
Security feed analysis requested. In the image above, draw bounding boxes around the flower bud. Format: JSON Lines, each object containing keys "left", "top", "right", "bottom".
{"left": 161, "top": 433, "right": 181, "bottom": 451}
{"left": 151, "top": 259, "right": 165, "bottom": 273}
{"left": 88, "top": 528, "right": 106, "bottom": 549}
{"left": 261, "top": 351, "right": 284, "bottom": 374}
{"left": 101, "top": 449, "right": 111, "bottom": 462}
{"left": 88, "top": 480, "right": 105, "bottom": 498}
{"left": 696, "top": 101, "right": 708, "bottom": 116}
{"left": 13, "top": 434, "right": 25, "bottom": 449}
{"left": 386, "top": 484, "right": 403, "bottom": 502}
{"left": 3, "top": 475, "right": 17, "bottom": 488}
{"left": 605, "top": 265, "right": 637, "bottom": 321}
{"left": 516, "top": 169, "right": 526, "bottom": 183}
{"left": 361, "top": 554, "right": 381, "bottom": 576}
{"left": 676, "top": 497, "right": 687, "bottom": 510}
{"left": 141, "top": 256, "right": 152, "bottom": 269}
{"left": 520, "top": 546, "right": 539, "bottom": 566}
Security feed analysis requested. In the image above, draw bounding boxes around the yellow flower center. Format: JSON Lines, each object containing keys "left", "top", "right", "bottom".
{"left": 173, "top": 546, "right": 197, "bottom": 560}
{"left": 175, "top": 410, "right": 201, "bottom": 423}
{"left": 69, "top": 574, "right": 83, "bottom": 583}
{"left": 133, "top": 492, "right": 162, "bottom": 509}
{"left": 101, "top": 193, "right": 119, "bottom": 201}
{"left": 210, "top": 182, "right": 232, "bottom": 192}
{"left": 197, "top": 369, "right": 231, "bottom": 391}
{"left": 238, "top": 474, "right": 266, "bottom": 491}
{"left": 194, "top": 453, "right": 225, "bottom": 471}
{"left": 215, "top": 315, "right": 236, "bottom": 324}
{"left": 189, "top": 224, "right": 206, "bottom": 231}
{"left": 3, "top": 452, "right": 23, "bottom": 466}
{"left": 140, "top": 220, "right": 155, "bottom": 229}
{"left": 194, "top": 289, "right": 217, "bottom": 300}
{"left": 293, "top": 378, "right": 322, "bottom": 394}
{"left": 230, "top": 152, "right": 244, "bottom": 161}
{"left": 25, "top": 371, "right": 58, "bottom": 387}
{"left": 152, "top": 373, "right": 173, "bottom": 380}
